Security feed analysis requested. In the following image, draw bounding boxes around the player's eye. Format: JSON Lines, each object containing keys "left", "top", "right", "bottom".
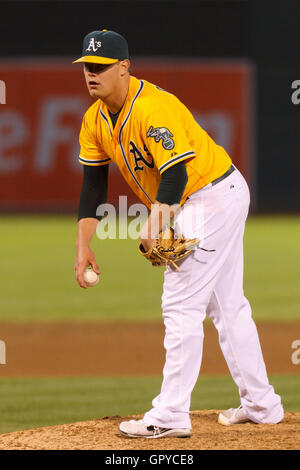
{"left": 84, "top": 63, "right": 111, "bottom": 74}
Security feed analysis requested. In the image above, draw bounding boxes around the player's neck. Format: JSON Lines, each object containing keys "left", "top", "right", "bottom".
{"left": 104, "top": 76, "right": 130, "bottom": 115}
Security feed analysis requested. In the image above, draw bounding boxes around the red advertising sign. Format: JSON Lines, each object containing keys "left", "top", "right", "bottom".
{"left": 0, "top": 60, "right": 254, "bottom": 211}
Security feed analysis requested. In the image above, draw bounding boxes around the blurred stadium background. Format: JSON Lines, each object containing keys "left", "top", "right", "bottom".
{"left": 0, "top": 0, "right": 299, "bottom": 437}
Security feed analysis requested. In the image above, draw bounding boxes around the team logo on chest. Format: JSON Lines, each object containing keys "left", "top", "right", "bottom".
{"left": 86, "top": 38, "right": 102, "bottom": 52}
{"left": 129, "top": 141, "right": 154, "bottom": 172}
{"left": 147, "top": 126, "right": 175, "bottom": 150}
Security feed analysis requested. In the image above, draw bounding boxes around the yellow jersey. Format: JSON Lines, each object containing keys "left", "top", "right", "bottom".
{"left": 79, "top": 75, "right": 232, "bottom": 209}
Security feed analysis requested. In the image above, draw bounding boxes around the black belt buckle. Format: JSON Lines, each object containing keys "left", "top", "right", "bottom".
{"left": 211, "top": 164, "right": 235, "bottom": 186}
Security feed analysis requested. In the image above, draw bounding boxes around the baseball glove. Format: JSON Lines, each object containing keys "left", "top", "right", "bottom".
{"left": 138, "top": 226, "right": 200, "bottom": 271}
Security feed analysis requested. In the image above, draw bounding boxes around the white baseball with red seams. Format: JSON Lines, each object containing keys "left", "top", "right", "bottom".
{"left": 143, "top": 166, "right": 284, "bottom": 429}
{"left": 83, "top": 268, "right": 99, "bottom": 287}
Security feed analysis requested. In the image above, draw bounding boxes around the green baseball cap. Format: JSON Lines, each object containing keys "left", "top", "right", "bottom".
{"left": 73, "top": 29, "right": 129, "bottom": 65}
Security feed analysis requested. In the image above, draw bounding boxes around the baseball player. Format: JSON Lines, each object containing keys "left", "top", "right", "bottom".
{"left": 73, "top": 29, "right": 284, "bottom": 438}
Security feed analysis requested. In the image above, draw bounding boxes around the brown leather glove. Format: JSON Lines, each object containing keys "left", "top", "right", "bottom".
{"left": 138, "top": 226, "right": 200, "bottom": 272}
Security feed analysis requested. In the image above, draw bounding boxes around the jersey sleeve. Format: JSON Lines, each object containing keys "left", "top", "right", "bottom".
{"left": 143, "top": 107, "right": 195, "bottom": 174}
{"left": 78, "top": 112, "right": 111, "bottom": 166}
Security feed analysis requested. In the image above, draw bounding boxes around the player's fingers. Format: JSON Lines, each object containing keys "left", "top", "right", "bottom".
{"left": 77, "top": 276, "right": 88, "bottom": 289}
{"left": 91, "top": 260, "right": 100, "bottom": 275}
{"left": 75, "top": 264, "right": 89, "bottom": 289}
{"left": 86, "top": 250, "right": 100, "bottom": 274}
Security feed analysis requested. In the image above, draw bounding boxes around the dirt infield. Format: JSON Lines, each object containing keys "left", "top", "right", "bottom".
{"left": 0, "top": 321, "right": 299, "bottom": 376}
{"left": 0, "top": 411, "right": 299, "bottom": 450}
{"left": 0, "top": 321, "right": 299, "bottom": 450}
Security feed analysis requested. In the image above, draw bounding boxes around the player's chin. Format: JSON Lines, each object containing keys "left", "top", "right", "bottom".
{"left": 88, "top": 88, "right": 101, "bottom": 98}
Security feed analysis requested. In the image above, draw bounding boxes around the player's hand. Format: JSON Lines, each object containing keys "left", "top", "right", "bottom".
{"left": 75, "top": 245, "right": 100, "bottom": 289}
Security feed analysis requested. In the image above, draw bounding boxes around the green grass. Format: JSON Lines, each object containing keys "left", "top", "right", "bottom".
{"left": 0, "top": 215, "right": 299, "bottom": 322}
{"left": 0, "top": 374, "right": 298, "bottom": 434}
{"left": 0, "top": 215, "right": 164, "bottom": 322}
{"left": 243, "top": 216, "right": 300, "bottom": 321}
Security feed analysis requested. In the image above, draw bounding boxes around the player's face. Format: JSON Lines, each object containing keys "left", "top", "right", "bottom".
{"left": 83, "top": 61, "right": 128, "bottom": 99}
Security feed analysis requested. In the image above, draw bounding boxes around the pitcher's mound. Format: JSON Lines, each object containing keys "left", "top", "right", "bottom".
{"left": 0, "top": 410, "right": 299, "bottom": 450}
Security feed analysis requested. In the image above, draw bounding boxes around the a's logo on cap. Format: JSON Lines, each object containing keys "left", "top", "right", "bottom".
{"left": 86, "top": 38, "right": 102, "bottom": 52}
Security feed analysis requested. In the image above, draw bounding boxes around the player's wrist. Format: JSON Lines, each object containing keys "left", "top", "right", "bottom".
{"left": 76, "top": 242, "right": 91, "bottom": 251}
{"left": 140, "top": 237, "right": 156, "bottom": 252}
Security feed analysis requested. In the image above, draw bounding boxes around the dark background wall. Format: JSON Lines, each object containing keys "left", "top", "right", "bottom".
{"left": 0, "top": 0, "right": 299, "bottom": 212}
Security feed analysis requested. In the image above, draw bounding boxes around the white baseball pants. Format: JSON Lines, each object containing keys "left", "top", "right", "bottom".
{"left": 144, "top": 167, "right": 284, "bottom": 429}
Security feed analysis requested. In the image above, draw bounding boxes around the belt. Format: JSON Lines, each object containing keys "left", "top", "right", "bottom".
{"left": 211, "top": 164, "right": 235, "bottom": 186}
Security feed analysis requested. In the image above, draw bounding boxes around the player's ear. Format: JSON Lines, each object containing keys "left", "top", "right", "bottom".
{"left": 119, "top": 59, "right": 130, "bottom": 76}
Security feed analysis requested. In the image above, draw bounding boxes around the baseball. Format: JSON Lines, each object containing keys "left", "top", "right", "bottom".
{"left": 83, "top": 267, "right": 99, "bottom": 287}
